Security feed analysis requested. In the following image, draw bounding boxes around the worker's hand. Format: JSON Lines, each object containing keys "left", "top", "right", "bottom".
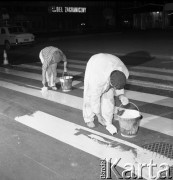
{"left": 119, "top": 95, "right": 129, "bottom": 105}
{"left": 64, "top": 68, "right": 67, "bottom": 73}
{"left": 96, "top": 114, "right": 106, "bottom": 126}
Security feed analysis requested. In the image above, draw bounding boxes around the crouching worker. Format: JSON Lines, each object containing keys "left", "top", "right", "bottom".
{"left": 39, "top": 46, "right": 68, "bottom": 90}
{"left": 83, "top": 53, "right": 129, "bottom": 129}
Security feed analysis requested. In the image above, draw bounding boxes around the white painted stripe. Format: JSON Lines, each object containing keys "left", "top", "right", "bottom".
{"left": 78, "top": 86, "right": 173, "bottom": 108}
{"left": 15, "top": 111, "right": 173, "bottom": 180}
{"left": 67, "top": 59, "right": 173, "bottom": 75}
{"left": 1, "top": 80, "right": 173, "bottom": 137}
{"left": 0, "top": 67, "right": 41, "bottom": 81}
{"left": 128, "top": 79, "right": 173, "bottom": 91}
{"left": 0, "top": 80, "right": 83, "bottom": 110}
{"left": 13, "top": 64, "right": 83, "bottom": 76}
{"left": 129, "top": 71, "right": 173, "bottom": 81}
{"left": 130, "top": 65, "right": 173, "bottom": 74}
{"left": 16, "top": 63, "right": 173, "bottom": 84}
{"left": 0, "top": 67, "right": 81, "bottom": 87}
{"left": 24, "top": 62, "right": 86, "bottom": 70}
{"left": 37, "top": 59, "right": 173, "bottom": 74}
{"left": 1, "top": 66, "right": 173, "bottom": 107}
{"left": 126, "top": 90, "right": 173, "bottom": 108}
{"left": 79, "top": 79, "right": 173, "bottom": 91}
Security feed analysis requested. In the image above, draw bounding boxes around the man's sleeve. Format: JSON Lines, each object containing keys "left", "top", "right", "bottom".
{"left": 114, "top": 89, "right": 124, "bottom": 96}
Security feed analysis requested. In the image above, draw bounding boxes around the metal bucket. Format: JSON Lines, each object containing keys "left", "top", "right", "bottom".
{"left": 117, "top": 102, "right": 143, "bottom": 138}
{"left": 59, "top": 74, "right": 73, "bottom": 92}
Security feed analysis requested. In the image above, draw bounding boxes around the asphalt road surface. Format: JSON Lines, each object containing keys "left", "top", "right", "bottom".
{"left": 0, "top": 36, "right": 173, "bottom": 180}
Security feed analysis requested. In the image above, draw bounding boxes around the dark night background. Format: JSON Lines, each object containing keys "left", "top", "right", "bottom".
{"left": 1, "top": 0, "right": 173, "bottom": 37}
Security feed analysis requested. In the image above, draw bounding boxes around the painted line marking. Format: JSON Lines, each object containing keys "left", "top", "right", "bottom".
{"left": 0, "top": 67, "right": 81, "bottom": 88}
{"left": 15, "top": 110, "right": 173, "bottom": 180}
{"left": 12, "top": 64, "right": 83, "bottom": 76}
{"left": 1, "top": 80, "right": 173, "bottom": 137}
{"left": 1, "top": 66, "right": 173, "bottom": 106}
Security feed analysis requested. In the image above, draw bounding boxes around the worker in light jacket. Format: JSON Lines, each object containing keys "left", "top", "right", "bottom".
{"left": 83, "top": 53, "right": 129, "bottom": 129}
{"left": 39, "top": 46, "right": 68, "bottom": 90}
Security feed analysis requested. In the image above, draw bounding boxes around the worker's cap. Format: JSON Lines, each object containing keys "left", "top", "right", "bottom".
{"left": 110, "top": 70, "right": 126, "bottom": 90}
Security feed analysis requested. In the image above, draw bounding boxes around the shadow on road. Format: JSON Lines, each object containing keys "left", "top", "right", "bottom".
{"left": 120, "top": 51, "right": 155, "bottom": 66}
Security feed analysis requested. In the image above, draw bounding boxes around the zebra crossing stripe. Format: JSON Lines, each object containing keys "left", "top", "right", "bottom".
{"left": 12, "top": 64, "right": 83, "bottom": 75}
{"left": 0, "top": 80, "right": 173, "bottom": 137}
{"left": 11, "top": 61, "right": 173, "bottom": 91}
{"left": 128, "top": 79, "right": 173, "bottom": 91}
{"left": 14, "top": 110, "right": 173, "bottom": 180}
{"left": 0, "top": 67, "right": 81, "bottom": 87}
{"left": 129, "top": 71, "right": 173, "bottom": 81}
{"left": 17, "top": 61, "right": 173, "bottom": 84}
{"left": 130, "top": 65, "right": 173, "bottom": 74}
{"left": 0, "top": 66, "right": 173, "bottom": 107}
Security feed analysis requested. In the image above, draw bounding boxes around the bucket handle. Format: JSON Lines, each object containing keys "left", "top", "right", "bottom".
{"left": 62, "top": 71, "right": 70, "bottom": 78}
{"left": 117, "top": 102, "right": 140, "bottom": 113}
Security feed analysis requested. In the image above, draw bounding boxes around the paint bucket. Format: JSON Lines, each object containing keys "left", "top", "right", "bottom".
{"left": 59, "top": 72, "right": 73, "bottom": 92}
{"left": 117, "top": 102, "right": 143, "bottom": 138}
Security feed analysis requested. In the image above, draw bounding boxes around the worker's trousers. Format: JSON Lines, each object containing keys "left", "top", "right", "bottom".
{"left": 83, "top": 88, "right": 115, "bottom": 125}
{"left": 39, "top": 51, "right": 57, "bottom": 87}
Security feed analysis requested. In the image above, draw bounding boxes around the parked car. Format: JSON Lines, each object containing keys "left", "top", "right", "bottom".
{"left": 0, "top": 25, "right": 35, "bottom": 50}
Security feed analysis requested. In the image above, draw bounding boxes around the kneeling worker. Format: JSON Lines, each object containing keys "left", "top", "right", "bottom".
{"left": 83, "top": 53, "right": 129, "bottom": 129}
{"left": 39, "top": 46, "right": 68, "bottom": 90}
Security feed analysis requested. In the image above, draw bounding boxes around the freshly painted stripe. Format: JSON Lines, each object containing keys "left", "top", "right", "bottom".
{"left": 129, "top": 71, "right": 173, "bottom": 81}
{"left": 66, "top": 59, "right": 173, "bottom": 75}
{"left": 130, "top": 65, "right": 173, "bottom": 74}
{"left": 128, "top": 79, "right": 173, "bottom": 91}
{"left": 36, "top": 59, "right": 173, "bottom": 74}
{"left": 0, "top": 67, "right": 42, "bottom": 81}
{"left": 13, "top": 64, "right": 83, "bottom": 75}
{"left": 14, "top": 63, "right": 173, "bottom": 87}
{"left": 15, "top": 111, "right": 173, "bottom": 180}
{"left": 126, "top": 90, "right": 173, "bottom": 108}
{"left": 1, "top": 80, "right": 173, "bottom": 137}
{"left": 79, "top": 78, "right": 173, "bottom": 91}
{"left": 1, "top": 66, "right": 173, "bottom": 107}
{"left": 0, "top": 67, "right": 81, "bottom": 87}
{"left": 1, "top": 65, "right": 173, "bottom": 106}
{"left": 74, "top": 86, "right": 173, "bottom": 108}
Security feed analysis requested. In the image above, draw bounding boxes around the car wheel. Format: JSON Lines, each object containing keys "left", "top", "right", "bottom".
{"left": 4, "top": 41, "right": 11, "bottom": 50}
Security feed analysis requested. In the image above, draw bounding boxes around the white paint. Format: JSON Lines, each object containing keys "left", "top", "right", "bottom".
{"left": 126, "top": 90, "right": 173, "bottom": 108}
{"left": 140, "top": 113, "right": 173, "bottom": 135}
{"left": 128, "top": 79, "right": 173, "bottom": 91}
{"left": 16, "top": 62, "right": 173, "bottom": 91}
{"left": 129, "top": 70, "right": 173, "bottom": 81}
{"left": 24, "top": 62, "right": 173, "bottom": 81}
{"left": 15, "top": 111, "right": 173, "bottom": 180}
{"left": 0, "top": 80, "right": 83, "bottom": 110}
{"left": 13, "top": 64, "right": 83, "bottom": 76}
{"left": 0, "top": 67, "right": 81, "bottom": 88}
{"left": 129, "top": 65, "right": 173, "bottom": 74}
{"left": 0, "top": 67, "right": 42, "bottom": 81}
{"left": 1, "top": 80, "right": 173, "bottom": 137}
